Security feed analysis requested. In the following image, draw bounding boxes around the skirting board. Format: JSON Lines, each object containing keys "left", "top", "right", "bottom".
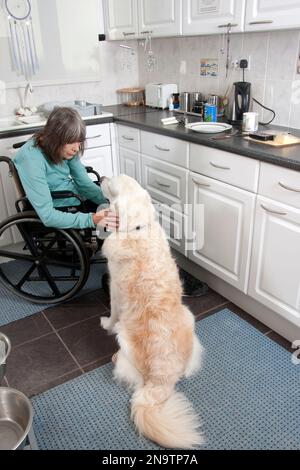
{"left": 173, "top": 250, "right": 299, "bottom": 344}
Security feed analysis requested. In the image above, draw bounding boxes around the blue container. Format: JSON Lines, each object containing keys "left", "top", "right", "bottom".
{"left": 204, "top": 104, "right": 217, "bottom": 122}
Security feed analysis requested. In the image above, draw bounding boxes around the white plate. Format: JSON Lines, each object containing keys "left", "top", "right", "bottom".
{"left": 185, "top": 122, "right": 233, "bottom": 133}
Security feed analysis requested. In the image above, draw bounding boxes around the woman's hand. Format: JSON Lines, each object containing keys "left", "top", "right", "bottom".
{"left": 92, "top": 209, "right": 119, "bottom": 231}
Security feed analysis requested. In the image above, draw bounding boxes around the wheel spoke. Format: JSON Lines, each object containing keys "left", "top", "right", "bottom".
{"left": 0, "top": 250, "right": 36, "bottom": 262}
{"left": 38, "top": 264, "right": 61, "bottom": 297}
{"left": 16, "top": 263, "right": 36, "bottom": 289}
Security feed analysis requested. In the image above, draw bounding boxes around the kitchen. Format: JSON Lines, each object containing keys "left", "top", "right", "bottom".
{"left": 0, "top": 0, "right": 300, "bottom": 453}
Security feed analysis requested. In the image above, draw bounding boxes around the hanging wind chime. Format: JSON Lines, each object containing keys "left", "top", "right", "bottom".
{"left": 4, "top": 0, "right": 39, "bottom": 79}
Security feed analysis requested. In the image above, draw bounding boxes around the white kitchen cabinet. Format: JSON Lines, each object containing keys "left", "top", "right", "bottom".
{"left": 245, "top": 0, "right": 300, "bottom": 32}
{"left": 82, "top": 146, "right": 113, "bottom": 179}
{"left": 138, "top": 0, "right": 182, "bottom": 37}
{"left": 188, "top": 172, "right": 256, "bottom": 293}
{"left": 183, "top": 0, "right": 246, "bottom": 35}
{"left": 0, "top": 134, "right": 33, "bottom": 245}
{"left": 152, "top": 197, "right": 187, "bottom": 255}
{"left": 103, "top": 0, "right": 139, "bottom": 40}
{"left": 119, "top": 147, "right": 141, "bottom": 183}
{"left": 104, "top": 0, "right": 182, "bottom": 39}
{"left": 248, "top": 196, "right": 300, "bottom": 325}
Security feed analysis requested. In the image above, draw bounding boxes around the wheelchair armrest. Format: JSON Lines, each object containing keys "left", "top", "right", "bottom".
{"left": 51, "top": 191, "right": 84, "bottom": 203}
{"left": 85, "top": 166, "right": 101, "bottom": 186}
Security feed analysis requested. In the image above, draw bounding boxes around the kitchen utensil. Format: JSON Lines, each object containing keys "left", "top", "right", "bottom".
{"left": 0, "top": 387, "right": 33, "bottom": 450}
{"left": 190, "top": 92, "right": 204, "bottom": 112}
{"left": 185, "top": 122, "right": 232, "bottom": 133}
{"left": 180, "top": 92, "right": 190, "bottom": 112}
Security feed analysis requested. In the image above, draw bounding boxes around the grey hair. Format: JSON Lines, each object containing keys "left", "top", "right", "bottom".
{"left": 34, "top": 107, "right": 86, "bottom": 164}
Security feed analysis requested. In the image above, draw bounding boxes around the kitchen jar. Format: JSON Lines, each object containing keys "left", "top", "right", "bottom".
{"left": 116, "top": 87, "right": 145, "bottom": 106}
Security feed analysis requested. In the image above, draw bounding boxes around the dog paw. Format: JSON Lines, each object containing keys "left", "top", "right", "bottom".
{"left": 100, "top": 316, "right": 113, "bottom": 331}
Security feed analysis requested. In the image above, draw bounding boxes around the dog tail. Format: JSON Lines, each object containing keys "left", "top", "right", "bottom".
{"left": 131, "top": 384, "right": 204, "bottom": 449}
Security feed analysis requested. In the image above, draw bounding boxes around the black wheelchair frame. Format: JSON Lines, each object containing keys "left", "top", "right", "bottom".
{"left": 0, "top": 144, "right": 107, "bottom": 304}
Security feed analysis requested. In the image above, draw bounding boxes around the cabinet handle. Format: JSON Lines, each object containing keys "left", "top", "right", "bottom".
{"left": 192, "top": 178, "right": 211, "bottom": 187}
{"left": 278, "top": 182, "right": 300, "bottom": 193}
{"left": 156, "top": 180, "right": 171, "bottom": 188}
{"left": 122, "top": 135, "right": 134, "bottom": 141}
{"left": 248, "top": 20, "right": 274, "bottom": 25}
{"left": 123, "top": 32, "right": 135, "bottom": 36}
{"left": 218, "top": 23, "right": 238, "bottom": 28}
{"left": 261, "top": 204, "right": 287, "bottom": 216}
{"left": 141, "top": 30, "right": 153, "bottom": 34}
{"left": 86, "top": 134, "right": 102, "bottom": 140}
{"left": 155, "top": 145, "right": 170, "bottom": 152}
{"left": 210, "top": 161, "right": 231, "bottom": 170}
{"left": 85, "top": 145, "right": 103, "bottom": 150}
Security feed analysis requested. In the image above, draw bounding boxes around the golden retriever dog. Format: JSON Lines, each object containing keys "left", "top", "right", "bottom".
{"left": 100, "top": 175, "right": 204, "bottom": 449}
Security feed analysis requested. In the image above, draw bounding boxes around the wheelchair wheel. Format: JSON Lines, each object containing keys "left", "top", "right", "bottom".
{"left": 0, "top": 212, "right": 90, "bottom": 304}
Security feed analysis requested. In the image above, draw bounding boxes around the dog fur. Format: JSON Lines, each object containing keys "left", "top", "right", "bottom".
{"left": 100, "top": 175, "right": 204, "bottom": 449}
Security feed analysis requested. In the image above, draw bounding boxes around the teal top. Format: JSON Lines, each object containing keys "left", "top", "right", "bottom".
{"left": 14, "top": 138, "right": 107, "bottom": 229}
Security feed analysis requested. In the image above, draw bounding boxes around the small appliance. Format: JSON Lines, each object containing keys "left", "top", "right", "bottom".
{"left": 226, "top": 81, "right": 251, "bottom": 123}
{"left": 145, "top": 83, "right": 178, "bottom": 109}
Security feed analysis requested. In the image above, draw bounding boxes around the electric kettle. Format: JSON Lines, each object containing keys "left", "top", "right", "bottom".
{"left": 226, "top": 81, "right": 251, "bottom": 123}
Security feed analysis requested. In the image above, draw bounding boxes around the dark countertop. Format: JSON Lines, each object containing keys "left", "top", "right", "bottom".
{"left": 113, "top": 108, "right": 300, "bottom": 172}
{"left": 1, "top": 104, "right": 300, "bottom": 171}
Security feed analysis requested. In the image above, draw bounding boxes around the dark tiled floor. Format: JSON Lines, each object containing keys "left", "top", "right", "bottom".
{"left": 1, "top": 286, "right": 293, "bottom": 397}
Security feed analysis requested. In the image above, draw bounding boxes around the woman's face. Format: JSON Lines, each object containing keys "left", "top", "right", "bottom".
{"left": 60, "top": 142, "right": 81, "bottom": 160}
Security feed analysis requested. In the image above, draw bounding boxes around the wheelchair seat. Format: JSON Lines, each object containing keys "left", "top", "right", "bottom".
{"left": 0, "top": 153, "right": 107, "bottom": 304}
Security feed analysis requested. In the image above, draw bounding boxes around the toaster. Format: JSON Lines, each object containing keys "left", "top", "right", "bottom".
{"left": 145, "top": 83, "right": 178, "bottom": 109}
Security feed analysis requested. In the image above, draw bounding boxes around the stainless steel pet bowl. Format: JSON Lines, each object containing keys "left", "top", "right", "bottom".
{"left": 0, "top": 387, "right": 33, "bottom": 450}
{"left": 0, "top": 332, "right": 11, "bottom": 385}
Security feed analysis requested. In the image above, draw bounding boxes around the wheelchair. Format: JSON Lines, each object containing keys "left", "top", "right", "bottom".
{"left": 0, "top": 142, "right": 108, "bottom": 304}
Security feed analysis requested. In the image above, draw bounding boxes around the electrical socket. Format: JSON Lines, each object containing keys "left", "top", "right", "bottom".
{"left": 231, "top": 57, "right": 251, "bottom": 71}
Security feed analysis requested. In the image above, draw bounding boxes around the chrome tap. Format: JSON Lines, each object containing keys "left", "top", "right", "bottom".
{"left": 23, "top": 82, "right": 33, "bottom": 110}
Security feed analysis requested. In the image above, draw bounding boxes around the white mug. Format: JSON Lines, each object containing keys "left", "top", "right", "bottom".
{"left": 243, "top": 112, "right": 259, "bottom": 132}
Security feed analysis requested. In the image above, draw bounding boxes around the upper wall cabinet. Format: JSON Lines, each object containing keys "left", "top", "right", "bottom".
{"left": 103, "top": 0, "right": 139, "bottom": 40}
{"left": 182, "top": 0, "right": 246, "bottom": 35}
{"left": 104, "top": 0, "right": 182, "bottom": 40}
{"left": 245, "top": 0, "right": 300, "bottom": 32}
{"left": 138, "top": 0, "right": 182, "bottom": 37}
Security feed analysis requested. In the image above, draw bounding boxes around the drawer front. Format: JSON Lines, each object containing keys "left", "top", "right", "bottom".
{"left": 259, "top": 162, "right": 300, "bottom": 209}
{"left": 141, "top": 131, "right": 188, "bottom": 167}
{"left": 152, "top": 198, "right": 186, "bottom": 255}
{"left": 141, "top": 155, "right": 187, "bottom": 210}
{"left": 118, "top": 125, "right": 140, "bottom": 152}
{"left": 85, "top": 123, "right": 110, "bottom": 149}
{"left": 189, "top": 144, "right": 260, "bottom": 192}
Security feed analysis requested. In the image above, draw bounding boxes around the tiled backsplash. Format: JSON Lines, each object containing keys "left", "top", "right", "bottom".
{"left": 138, "top": 30, "right": 300, "bottom": 129}
{"left": 1, "top": 30, "right": 300, "bottom": 130}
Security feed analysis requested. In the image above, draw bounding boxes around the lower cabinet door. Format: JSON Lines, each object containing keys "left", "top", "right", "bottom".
{"left": 248, "top": 196, "right": 300, "bottom": 325}
{"left": 188, "top": 172, "right": 256, "bottom": 293}
{"left": 119, "top": 147, "right": 141, "bottom": 183}
{"left": 81, "top": 146, "right": 113, "bottom": 179}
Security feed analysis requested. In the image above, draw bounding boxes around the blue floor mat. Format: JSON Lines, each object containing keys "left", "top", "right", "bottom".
{"left": 32, "top": 308, "right": 300, "bottom": 450}
{"left": 0, "top": 262, "right": 107, "bottom": 327}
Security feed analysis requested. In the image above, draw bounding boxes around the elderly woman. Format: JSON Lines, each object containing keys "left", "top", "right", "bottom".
{"left": 14, "top": 107, "right": 118, "bottom": 231}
